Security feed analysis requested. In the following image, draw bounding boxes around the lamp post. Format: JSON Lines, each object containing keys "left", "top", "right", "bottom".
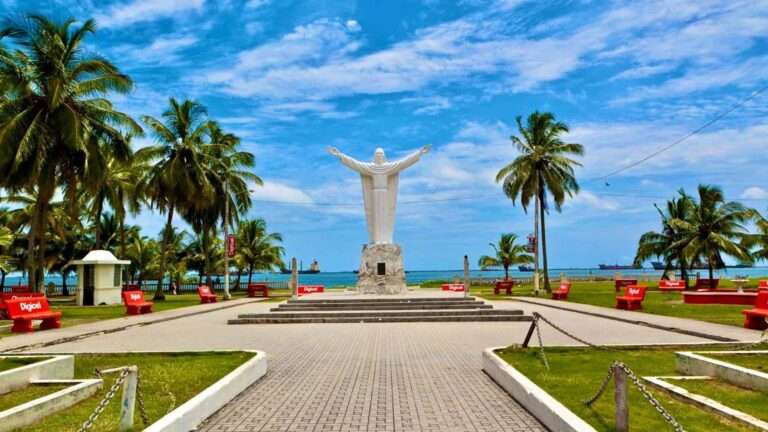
{"left": 223, "top": 186, "right": 256, "bottom": 300}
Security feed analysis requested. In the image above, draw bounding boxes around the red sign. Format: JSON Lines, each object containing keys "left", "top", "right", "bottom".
{"left": 298, "top": 285, "right": 325, "bottom": 296}
{"left": 227, "top": 234, "right": 236, "bottom": 257}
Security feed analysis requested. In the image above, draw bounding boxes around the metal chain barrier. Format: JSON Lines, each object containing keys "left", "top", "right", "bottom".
{"left": 77, "top": 368, "right": 130, "bottom": 432}
{"left": 532, "top": 315, "right": 550, "bottom": 371}
{"left": 532, "top": 312, "right": 616, "bottom": 351}
{"left": 136, "top": 372, "right": 150, "bottom": 425}
{"left": 583, "top": 361, "right": 686, "bottom": 432}
{"left": 582, "top": 365, "right": 615, "bottom": 406}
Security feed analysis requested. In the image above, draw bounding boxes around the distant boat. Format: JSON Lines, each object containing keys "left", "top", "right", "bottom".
{"left": 598, "top": 264, "right": 641, "bottom": 270}
{"left": 518, "top": 265, "right": 534, "bottom": 272}
{"left": 280, "top": 259, "right": 321, "bottom": 274}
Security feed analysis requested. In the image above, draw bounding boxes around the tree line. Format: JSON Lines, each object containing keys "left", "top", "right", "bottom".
{"left": 0, "top": 15, "right": 284, "bottom": 299}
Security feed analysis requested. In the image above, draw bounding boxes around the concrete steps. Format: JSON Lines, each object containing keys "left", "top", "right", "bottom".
{"left": 229, "top": 296, "right": 532, "bottom": 324}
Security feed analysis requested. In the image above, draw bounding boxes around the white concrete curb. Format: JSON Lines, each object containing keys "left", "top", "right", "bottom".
{"left": 644, "top": 376, "right": 768, "bottom": 431}
{"left": 0, "top": 378, "right": 102, "bottom": 432}
{"left": 676, "top": 350, "right": 768, "bottom": 392}
{"left": 482, "top": 347, "right": 595, "bottom": 432}
{"left": 144, "top": 350, "right": 267, "bottom": 432}
{"left": 0, "top": 355, "right": 73, "bottom": 394}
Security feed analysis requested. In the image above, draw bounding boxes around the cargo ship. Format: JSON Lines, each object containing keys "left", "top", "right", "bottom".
{"left": 281, "top": 259, "right": 321, "bottom": 274}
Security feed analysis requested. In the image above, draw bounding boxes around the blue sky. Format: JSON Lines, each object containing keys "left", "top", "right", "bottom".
{"left": 4, "top": 0, "right": 768, "bottom": 270}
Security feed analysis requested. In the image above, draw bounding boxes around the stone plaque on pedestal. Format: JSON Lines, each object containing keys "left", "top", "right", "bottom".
{"left": 357, "top": 243, "right": 407, "bottom": 294}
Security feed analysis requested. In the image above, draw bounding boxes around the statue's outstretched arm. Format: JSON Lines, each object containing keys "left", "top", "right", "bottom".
{"left": 327, "top": 146, "right": 371, "bottom": 174}
{"left": 388, "top": 145, "right": 431, "bottom": 173}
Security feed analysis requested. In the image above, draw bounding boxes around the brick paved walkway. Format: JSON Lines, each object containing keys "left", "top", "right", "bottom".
{"left": 16, "top": 294, "right": 744, "bottom": 432}
{"left": 199, "top": 324, "right": 544, "bottom": 432}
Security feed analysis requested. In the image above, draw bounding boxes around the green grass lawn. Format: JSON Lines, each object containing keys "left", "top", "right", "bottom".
{"left": 436, "top": 278, "right": 760, "bottom": 328}
{"left": 703, "top": 352, "right": 768, "bottom": 372}
{"left": 24, "top": 351, "right": 254, "bottom": 432}
{"left": 0, "top": 356, "right": 49, "bottom": 372}
{"left": 0, "top": 383, "right": 68, "bottom": 412}
{"left": 496, "top": 345, "right": 756, "bottom": 432}
{"left": 673, "top": 378, "right": 768, "bottom": 422}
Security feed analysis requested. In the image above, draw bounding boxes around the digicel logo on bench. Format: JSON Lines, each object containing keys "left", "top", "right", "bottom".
{"left": 130, "top": 293, "right": 141, "bottom": 301}
{"left": 20, "top": 302, "right": 42, "bottom": 313}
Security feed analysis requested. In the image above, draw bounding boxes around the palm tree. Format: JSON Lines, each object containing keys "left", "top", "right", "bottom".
{"left": 478, "top": 233, "right": 533, "bottom": 280}
{"left": 138, "top": 98, "right": 215, "bottom": 299}
{"left": 189, "top": 122, "right": 259, "bottom": 287}
{"left": 236, "top": 219, "right": 284, "bottom": 285}
{"left": 496, "top": 112, "right": 584, "bottom": 291}
{"left": 0, "top": 16, "right": 141, "bottom": 290}
{"left": 85, "top": 145, "right": 145, "bottom": 254}
{"left": 671, "top": 185, "right": 754, "bottom": 281}
{"left": 743, "top": 210, "right": 768, "bottom": 263}
{"left": 634, "top": 193, "right": 694, "bottom": 287}
{"left": 125, "top": 235, "right": 159, "bottom": 288}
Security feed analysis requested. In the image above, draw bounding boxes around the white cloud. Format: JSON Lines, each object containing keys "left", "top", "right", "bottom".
{"left": 251, "top": 181, "right": 313, "bottom": 204}
{"left": 345, "top": 19, "right": 361, "bottom": 32}
{"left": 741, "top": 187, "right": 768, "bottom": 200}
{"left": 246, "top": 0, "right": 270, "bottom": 8}
{"left": 94, "top": 0, "right": 205, "bottom": 28}
{"left": 400, "top": 96, "right": 453, "bottom": 115}
{"left": 260, "top": 101, "right": 357, "bottom": 121}
{"left": 112, "top": 35, "right": 198, "bottom": 65}
{"left": 566, "top": 190, "right": 620, "bottom": 211}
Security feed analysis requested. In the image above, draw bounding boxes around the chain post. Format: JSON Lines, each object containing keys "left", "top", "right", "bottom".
{"left": 77, "top": 368, "right": 129, "bottom": 432}
{"left": 118, "top": 366, "right": 138, "bottom": 431}
{"left": 614, "top": 364, "right": 629, "bottom": 432}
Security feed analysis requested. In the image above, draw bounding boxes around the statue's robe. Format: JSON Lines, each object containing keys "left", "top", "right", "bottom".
{"left": 336, "top": 150, "right": 423, "bottom": 244}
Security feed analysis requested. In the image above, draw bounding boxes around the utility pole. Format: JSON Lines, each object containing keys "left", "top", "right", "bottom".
{"left": 223, "top": 179, "right": 231, "bottom": 300}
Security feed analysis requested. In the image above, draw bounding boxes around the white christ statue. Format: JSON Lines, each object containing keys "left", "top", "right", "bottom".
{"left": 328, "top": 145, "right": 430, "bottom": 244}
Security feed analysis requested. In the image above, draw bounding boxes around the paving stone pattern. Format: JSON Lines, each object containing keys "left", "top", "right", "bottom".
{"left": 199, "top": 324, "right": 544, "bottom": 432}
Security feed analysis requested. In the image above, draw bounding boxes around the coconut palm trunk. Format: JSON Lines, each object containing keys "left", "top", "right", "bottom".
{"left": 538, "top": 187, "right": 551, "bottom": 292}
{"left": 204, "top": 227, "right": 212, "bottom": 287}
{"left": 155, "top": 205, "right": 174, "bottom": 300}
{"left": 93, "top": 198, "right": 103, "bottom": 249}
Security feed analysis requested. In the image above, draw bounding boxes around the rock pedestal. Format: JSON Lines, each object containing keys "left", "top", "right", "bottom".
{"left": 357, "top": 243, "right": 407, "bottom": 294}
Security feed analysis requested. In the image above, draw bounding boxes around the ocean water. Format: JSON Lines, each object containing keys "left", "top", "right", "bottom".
{"left": 5, "top": 267, "right": 768, "bottom": 288}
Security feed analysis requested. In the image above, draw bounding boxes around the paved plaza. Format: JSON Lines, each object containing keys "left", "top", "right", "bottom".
{"left": 1, "top": 293, "right": 762, "bottom": 432}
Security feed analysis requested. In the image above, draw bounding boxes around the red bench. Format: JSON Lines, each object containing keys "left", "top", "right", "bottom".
{"left": 298, "top": 285, "right": 325, "bottom": 296}
{"left": 694, "top": 278, "right": 719, "bottom": 290}
{"left": 551, "top": 282, "right": 571, "bottom": 300}
{"left": 759, "top": 280, "right": 768, "bottom": 291}
{"left": 247, "top": 283, "right": 269, "bottom": 298}
{"left": 742, "top": 291, "right": 768, "bottom": 330}
{"left": 197, "top": 285, "right": 217, "bottom": 303}
{"left": 494, "top": 280, "right": 514, "bottom": 295}
{"left": 5, "top": 297, "right": 61, "bottom": 333}
{"left": 441, "top": 283, "right": 465, "bottom": 292}
{"left": 122, "top": 291, "right": 153, "bottom": 315}
{"left": 0, "top": 293, "right": 45, "bottom": 319}
{"left": 615, "top": 285, "right": 647, "bottom": 310}
{"left": 614, "top": 279, "right": 637, "bottom": 293}
{"left": 658, "top": 280, "right": 686, "bottom": 292}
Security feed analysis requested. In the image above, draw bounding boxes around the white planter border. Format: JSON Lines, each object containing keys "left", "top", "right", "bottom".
{"left": 0, "top": 355, "right": 73, "bottom": 394}
{"left": 0, "top": 378, "right": 102, "bottom": 432}
{"left": 644, "top": 375, "right": 768, "bottom": 431}
{"left": 483, "top": 347, "right": 596, "bottom": 432}
{"left": 144, "top": 349, "right": 267, "bottom": 432}
{"left": 676, "top": 350, "right": 768, "bottom": 392}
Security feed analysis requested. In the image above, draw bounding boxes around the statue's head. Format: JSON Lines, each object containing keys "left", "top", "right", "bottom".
{"left": 374, "top": 148, "right": 386, "bottom": 164}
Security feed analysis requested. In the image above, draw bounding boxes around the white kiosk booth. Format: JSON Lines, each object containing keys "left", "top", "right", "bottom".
{"left": 70, "top": 250, "right": 130, "bottom": 306}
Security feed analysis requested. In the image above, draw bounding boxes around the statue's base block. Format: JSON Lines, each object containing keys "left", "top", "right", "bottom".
{"left": 357, "top": 243, "right": 407, "bottom": 295}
